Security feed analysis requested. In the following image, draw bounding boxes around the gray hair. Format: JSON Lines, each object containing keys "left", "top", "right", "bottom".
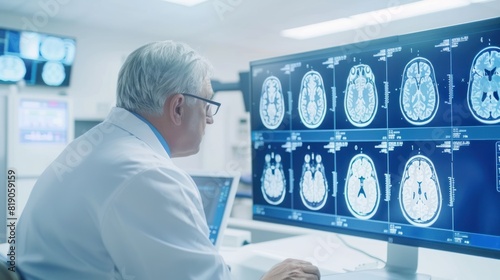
{"left": 116, "top": 41, "right": 213, "bottom": 115}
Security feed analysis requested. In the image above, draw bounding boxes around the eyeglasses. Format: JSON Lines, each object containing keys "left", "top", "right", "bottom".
{"left": 182, "top": 93, "right": 221, "bottom": 117}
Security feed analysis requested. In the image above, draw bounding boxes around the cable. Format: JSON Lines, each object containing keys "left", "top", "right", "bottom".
{"left": 335, "top": 234, "right": 387, "bottom": 266}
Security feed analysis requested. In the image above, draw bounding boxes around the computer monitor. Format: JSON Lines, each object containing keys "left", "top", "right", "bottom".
{"left": 249, "top": 17, "right": 500, "bottom": 278}
{"left": 0, "top": 28, "right": 76, "bottom": 87}
{"left": 18, "top": 98, "right": 69, "bottom": 144}
{"left": 7, "top": 94, "right": 74, "bottom": 177}
{"left": 190, "top": 172, "right": 240, "bottom": 250}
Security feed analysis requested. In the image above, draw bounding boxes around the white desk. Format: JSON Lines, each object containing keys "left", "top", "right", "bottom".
{"left": 220, "top": 233, "right": 383, "bottom": 279}
{"left": 222, "top": 219, "right": 500, "bottom": 280}
{"left": 3, "top": 220, "right": 499, "bottom": 279}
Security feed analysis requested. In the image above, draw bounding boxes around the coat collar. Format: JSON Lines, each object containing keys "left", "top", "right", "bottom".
{"left": 105, "top": 107, "right": 171, "bottom": 159}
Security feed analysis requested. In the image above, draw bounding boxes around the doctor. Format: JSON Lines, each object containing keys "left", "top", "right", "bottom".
{"left": 16, "top": 41, "right": 321, "bottom": 279}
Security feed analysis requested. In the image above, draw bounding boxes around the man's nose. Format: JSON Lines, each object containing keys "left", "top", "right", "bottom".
{"left": 206, "top": 115, "right": 214, "bottom": 124}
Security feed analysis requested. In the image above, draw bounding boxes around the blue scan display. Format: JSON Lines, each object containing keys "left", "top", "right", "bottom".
{"left": 250, "top": 17, "right": 500, "bottom": 259}
{"left": 0, "top": 28, "right": 76, "bottom": 87}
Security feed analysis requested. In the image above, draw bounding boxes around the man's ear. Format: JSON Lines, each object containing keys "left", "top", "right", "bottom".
{"left": 166, "top": 94, "right": 184, "bottom": 125}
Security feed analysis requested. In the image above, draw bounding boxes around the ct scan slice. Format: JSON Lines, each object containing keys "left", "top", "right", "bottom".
{"left": 260, "top": 76, "right": 285, "bottom": 129}
{"left": 344, "top": 154, "right": 381, "bottom": 220}
{"left": 399, "top": 155, "right": 442, "bottom": 227}
{"left": 298, "top": 70, "right": 327, "bottom": 129}
{"left": 467, "top": 46, "right": 500, "bottom": 124}
{"left": 400, "top": 57, "right": 439, "bottom": 126}
{"left": 41, "top": 61, "right": 66, "bottom": 86}
{"left": 299, "top": 153, "right": 328, "bottom": 210}
{"left": 40, "top": 36, "right": 66, "bottom": 61}
{"left": 344, "top": 64, "right": 378, "bottom": 127}
{"left": 261, "top": 153, "right": 287, "bottom": 205}
{"left": 0, "top": 55, "right": 26, "bottom": 82}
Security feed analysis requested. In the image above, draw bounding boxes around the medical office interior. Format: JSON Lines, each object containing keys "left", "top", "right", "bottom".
{"left": 1, "top": 0, "right": 500, "bottom": 279}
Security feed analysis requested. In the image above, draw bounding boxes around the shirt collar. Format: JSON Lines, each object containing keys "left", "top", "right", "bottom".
{"left": 130, "top": 111, "right": 171, "bottom": 156}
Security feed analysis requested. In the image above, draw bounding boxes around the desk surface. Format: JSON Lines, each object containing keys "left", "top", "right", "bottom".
{"left": 221, "top": 220, "right": 500, "bottom": 280}
{"left": 2, "top": 223, "right": 499, "bottom": 279}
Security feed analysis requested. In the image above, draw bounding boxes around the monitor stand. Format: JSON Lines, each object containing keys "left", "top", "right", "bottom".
{"left": 324, "top": 243, "right": 431, "bottom": 279}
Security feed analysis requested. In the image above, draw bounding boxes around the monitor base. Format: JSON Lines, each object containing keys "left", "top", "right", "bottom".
{"left": 323, "top": 243, "right": 430, "bottom": 279}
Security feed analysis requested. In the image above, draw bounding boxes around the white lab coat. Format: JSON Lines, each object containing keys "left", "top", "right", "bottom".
{"left": 16, "top": 107, "right": 232, "bottom": 279}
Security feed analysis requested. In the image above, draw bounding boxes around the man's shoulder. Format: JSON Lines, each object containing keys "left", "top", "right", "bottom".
{"left": 53, "top": 125, "right": 174, "bottom": 188}
{"left": 77, "top": 121, "right": 166, "bottom": 163}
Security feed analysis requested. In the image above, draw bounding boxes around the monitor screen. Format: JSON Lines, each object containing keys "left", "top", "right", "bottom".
{"left": 18, "top": 98, "right": 69, "bottom": 144}
{"left": 0, "top": 28, "right": 76, "bottom": 87}
{"left": 250, "top": 17, "right": 500, "bottom": 260}
{"left": 190, "top": 173, "right": 239, "bottom": 249}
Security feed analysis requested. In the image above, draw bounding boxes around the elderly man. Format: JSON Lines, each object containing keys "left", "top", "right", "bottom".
{"left": 16, "top": 40, "right": 320, "bottom": 279}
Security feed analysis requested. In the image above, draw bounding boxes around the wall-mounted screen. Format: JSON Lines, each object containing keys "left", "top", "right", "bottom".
{"left": 250, "top": 16, "right": 500, "bottom": 262}
{"left": 0, "top": 28, "right": 76, "bottom": 87}
{"left": 7, "top": 94, "right": 73, "bottom": 177}
{"left": 18, "top": 98, "right": 68, "bottom": 144}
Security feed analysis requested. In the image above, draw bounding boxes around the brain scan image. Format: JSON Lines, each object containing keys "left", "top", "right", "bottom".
{"left": 344, "top": 64, "right": 378, "bottom": 127}
{"left": 467, "top": 46, "right": 500, "bottom": 124}
{"left": 399, "top": 155, "right": 442, "bottom": 227}
{"left": 261, "top": 152, "right": 287, "bottom": 205}
{"left": 41, "top": 61, "right": 66, "bottom": 86}
{"left": 298, "top": 70, "right": 327, "bottom": 129}
{"left": 400, "top": 57, "right": 439, "bottom": 125}
{"left": 299, "top": 153, "right": 328, "bottom": 210}
{"left": 0, "top": 55, "right": 26, "bottom": 82}
{"left": 260, "top": 76, "right": 285, "bottom": 129}
{"left": 40, "top": 36, "right": 66, "bottom": 61}
{"left": 344, "top": 154, "right": 381, "bottom": 220}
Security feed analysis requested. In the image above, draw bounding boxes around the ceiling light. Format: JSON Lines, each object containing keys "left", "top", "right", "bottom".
{"left": 281, "top": 0, "right": 482, "bottom": 40}
{"left": 161, "top": 0, "right": 208, "bottom": 7}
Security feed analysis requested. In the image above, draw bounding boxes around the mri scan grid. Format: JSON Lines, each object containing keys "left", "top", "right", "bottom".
{"left": 251, "top": 19, "right": 500, "bottom": 246}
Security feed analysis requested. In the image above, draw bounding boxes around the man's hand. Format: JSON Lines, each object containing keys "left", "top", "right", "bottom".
{"left": 261, "top": 258, "right": 321, "bottom": 280}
